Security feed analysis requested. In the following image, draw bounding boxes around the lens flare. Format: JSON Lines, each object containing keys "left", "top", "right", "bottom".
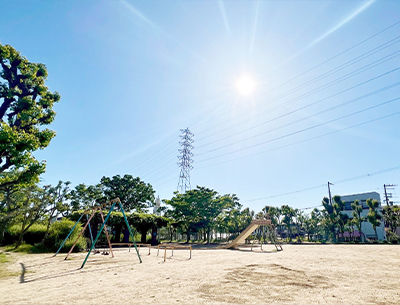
{"left": 236, "top": 75, "right": 256, "bottom": 95}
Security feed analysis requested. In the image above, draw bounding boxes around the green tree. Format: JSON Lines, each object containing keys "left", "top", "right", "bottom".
{"left": 294, "top": 209, "right": 306, "bottom": 242}
{"left": 382, "top": 205, "right": 400, "bottom": 234}
{"left": 164, "top": 191, "right": 197, "bottom": 242}
{"left": 238, "top": 207, "right": 254, "bottom": 230}
{"left": 304, "top": 208, "right": 322, "bottom": 241}
{"left": 0, "top": 185, "right": 22, "bottom": 242}
{"left": 281, "top": 205, "right": 295, "bottom": 241}
{"left": 0, "top": 44, "right": 60, "bottom": 190}
{"left": 366, "top": 198, "right": 382, "bottom": 241}
{"left": 351, "top": 199, "right": 364, "bottom": 242}
{"left": 332, "top": 196, "right": 346, "bottom": 241}
{"left": 8, "top": 185, "right": 47, "bottom": 248}
{"left": 321, "top": 195, "right": 345, "bottom": 242}
{"left": 260, "top": 206, "right": 281, "bottom": 225}
{"left": 42, "top": 181, "right": 71, "bottom": 240}
{"left": 70, "top": 183, "right": 104, "bottom": 211}
{"left": 100, "top": 174, "right": 155, "bottom": 212}
{"left": 165, "top": 187, "right": 242, "bottom": 243}
{"left": 212, "top": 194, "right": 241, "bottom": 242}
{"left": 265, "top": 206, "right": 283, "bottom": 238}
{"left": 129, "top": 213, "right": 168, "bottom": 244}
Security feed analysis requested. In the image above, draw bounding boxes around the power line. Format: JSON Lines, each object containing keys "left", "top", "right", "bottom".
{"left": 125, "top": 23, "right": 400, "bottom": 183}
{"left": 197, "top": 96, "right": 400, "bottom": 163}
{"left": 196, "top": 79, "right": 400, "bottom": 155}
{"left": 298, "top": 205, "right": 323, "bottom": 211}
{"left": 141, "top": 156, "right": 178, "bottom": 181}
{"left": 243, "top": 165, "right": 400, "bottom": 203}
{"left": 192, "top": 20, "right": 400, "bottom": 132}
{"left": 260, "top": 21, "right": 400, "bottom": 96}
{"left": 127, "top": 23, "right": 400, "bottom": 190}
{"left": 125, "top": 135, "right": 179, "bottom": 174}
{"left": 195, "top": 49, "right": 400, "bottom": 144}
{"left": 196, "top": 109, "right": 400, "bottom": 169}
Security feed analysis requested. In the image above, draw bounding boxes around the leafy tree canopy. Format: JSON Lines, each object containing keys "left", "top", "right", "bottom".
{"left": 164, "top": 186, "right": 242, "bottom": 242}
{"left": 366, "top": 198, "right": 382, "bottom": 240}
{"left": 100, "top": 174, "right": 155, "bottom": 212}
{"left": 70, "top": 183, "right": 104, "bottom": 211}
{"left": 0, "top": 44, "right": 60, "bottom": 190}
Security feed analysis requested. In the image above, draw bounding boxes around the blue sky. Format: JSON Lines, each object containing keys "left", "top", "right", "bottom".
{"left": 2, "top": 0, "right": 399, "bottom": 212}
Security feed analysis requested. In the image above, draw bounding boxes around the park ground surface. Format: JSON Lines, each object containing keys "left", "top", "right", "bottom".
{"left": 0, "top": 244, "right": 399, "bottom": 304}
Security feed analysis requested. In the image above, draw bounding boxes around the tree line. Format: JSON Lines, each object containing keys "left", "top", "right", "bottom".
{"left": 256, "top": 195, "right": 399, "bottom": 243}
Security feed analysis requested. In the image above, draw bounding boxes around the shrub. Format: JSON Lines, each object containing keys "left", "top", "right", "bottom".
{"left": 24, "top": 223, "right": 47, "bottom": 245}
{"left": 386, "top": 231, "right": 399, "bottom": 244}
{"left": 42, "top": 219, "right": 87, "bottom": 252}
{"left": 5, "top": 223, "right": 47, "bottom": 245}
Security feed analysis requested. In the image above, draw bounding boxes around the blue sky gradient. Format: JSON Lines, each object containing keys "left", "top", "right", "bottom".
{"left": 2, "top": 0, "right": 399, "bottom": 212}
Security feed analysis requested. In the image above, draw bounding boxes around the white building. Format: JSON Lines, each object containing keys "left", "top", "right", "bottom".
{"left": 340, "top": 191, "right": 386, "bottom": 241}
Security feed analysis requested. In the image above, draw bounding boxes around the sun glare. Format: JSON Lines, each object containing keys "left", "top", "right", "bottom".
{"left": 236, "top": 75, "right": 255, "bottom": 95}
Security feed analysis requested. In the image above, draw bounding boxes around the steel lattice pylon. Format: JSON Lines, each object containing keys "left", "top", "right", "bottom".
{"left": 177, "top": 128, "right": 194, "bottom": 193}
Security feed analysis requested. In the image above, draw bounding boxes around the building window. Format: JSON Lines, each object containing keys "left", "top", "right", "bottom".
{"left": 344, "top": 202, "right": 352, "bottom": 210}
{"left": 361, "top": 200, "right": 368, "bottom": 209}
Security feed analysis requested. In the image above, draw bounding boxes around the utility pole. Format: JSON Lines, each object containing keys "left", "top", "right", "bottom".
{"left": 328, "top": 182, "right": 334, "bottom": 205}
{"left": 177, "top": 128, "right": 194, "bottom": 194}
{"left": 383, "top": 184, "right": 397, "bottom": 206}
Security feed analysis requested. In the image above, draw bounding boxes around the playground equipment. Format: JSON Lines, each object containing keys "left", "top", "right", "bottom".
{"left": 54, "top": 198, "right": 142, "bottom": 268}
{"left": 222, "top": 219, "right": 283, "bottom": 251}
{"left": 157, "top": 244, "right": 192, "bottom": 262}
{"left": 110, "top": 243, "right": 151, "bottom": 255}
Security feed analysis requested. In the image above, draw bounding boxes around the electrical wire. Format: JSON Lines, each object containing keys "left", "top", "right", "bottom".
{"left": 195, "top": 49, "right": 400, "bottom": 144}
{"left": 243, "top": 165, "right": 400, "bottom": 203}
{"left": 196, "top": 96, "right": 400, "bottom": 163}
{"left": 196, "top": 79, "right": 400, "bottom": 155}
{"left": 196, "top": 109, "right": 400, "bottom": 169}
{"left": 192, "top": 20, "right": 400, "bottom": 132}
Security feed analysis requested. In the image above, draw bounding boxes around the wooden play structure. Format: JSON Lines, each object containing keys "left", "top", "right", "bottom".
{"left": 54, "top": 198, "right": 142, "bottom": 268}
{"left": 157, "top": 244, "right": 192, "bottom": 262}
{"left": 109, "top": 243, "right": 152, "bottom": 255}
{"left": 222, "top": 219, "right": 283, "bottom": 251}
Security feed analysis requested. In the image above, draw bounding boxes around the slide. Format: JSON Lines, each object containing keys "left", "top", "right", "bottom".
{"left": 222, "top": 219, "right": 271, "bottom": 249}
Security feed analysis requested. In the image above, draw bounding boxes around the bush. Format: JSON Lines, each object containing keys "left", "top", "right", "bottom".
{"left": 5, "top": 223, "right": 47, "bottom": 245}
{"left": 386, "top": 231, "right": 399, "bottom": 244}
{"left": 42, "top": 219, "right": 87, "bottom": 252}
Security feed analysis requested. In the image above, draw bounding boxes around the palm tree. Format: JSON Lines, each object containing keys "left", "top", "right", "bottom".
{"left": 281, "top": 205, "right": 295, "bottom": 241}
{"left": 366, "top": 198, "right": 382, "bottom": 241}
{"left": 321, "top": 197, "right": 337, "bottom": 242}
{"left": 382, "top": 205, "right": 400, "bottom": 234}
{"left": 294, "top": 209, "right": 306, "bottom": 242}
{"left": 351, "top": 200, "right": 364, "bottom": 242}
{"left": 310, "top": 208, "right": 323, "bottom": 241}
{"left": 322, "top": 195, "right": 345, "bottom": 242}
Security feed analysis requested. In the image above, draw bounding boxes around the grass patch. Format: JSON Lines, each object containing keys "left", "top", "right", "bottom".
{"left": 0, "top": 252, "right": 10, "bottom": 263}
{"left": 5, "top": 243, "right": 35, "bottom": 253}
{"left": 4, "top": 243, "right": 55, "bottom": 254}
{"left": 0, "top": 252, "right": 18, "bottom": 279}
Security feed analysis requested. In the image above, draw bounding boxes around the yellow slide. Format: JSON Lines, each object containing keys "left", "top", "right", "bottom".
{"left": 222, "top": 219, "right": 271, "bottom": 249}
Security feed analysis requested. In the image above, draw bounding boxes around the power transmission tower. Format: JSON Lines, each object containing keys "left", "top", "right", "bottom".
{"left": 177, "top": 128, "right": 194, "bottom": 194}
{"left": 383, "top": 184, "right": 397, "bottom": 206}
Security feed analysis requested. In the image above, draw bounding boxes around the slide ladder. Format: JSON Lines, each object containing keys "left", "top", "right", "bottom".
{"left": 266, "top": 224, "right": 283, "bottom": 251}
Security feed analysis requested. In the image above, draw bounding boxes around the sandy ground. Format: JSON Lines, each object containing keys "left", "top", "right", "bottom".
{"left": 0, "top": 243, "right": 399, "bottom": 304}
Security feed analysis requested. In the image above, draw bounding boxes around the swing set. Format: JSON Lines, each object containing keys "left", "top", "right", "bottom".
{"left": 54, "top": 198, "right": 142, "bottom": 268}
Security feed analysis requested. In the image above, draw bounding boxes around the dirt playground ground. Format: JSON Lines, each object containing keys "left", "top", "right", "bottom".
{"left": 0, "top": 244, "right": 399, "bottom": 304}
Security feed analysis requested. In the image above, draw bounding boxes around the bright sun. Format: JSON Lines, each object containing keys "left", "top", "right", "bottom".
{"left": 236, "top": 75, "right": 256, "bottom": 95}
